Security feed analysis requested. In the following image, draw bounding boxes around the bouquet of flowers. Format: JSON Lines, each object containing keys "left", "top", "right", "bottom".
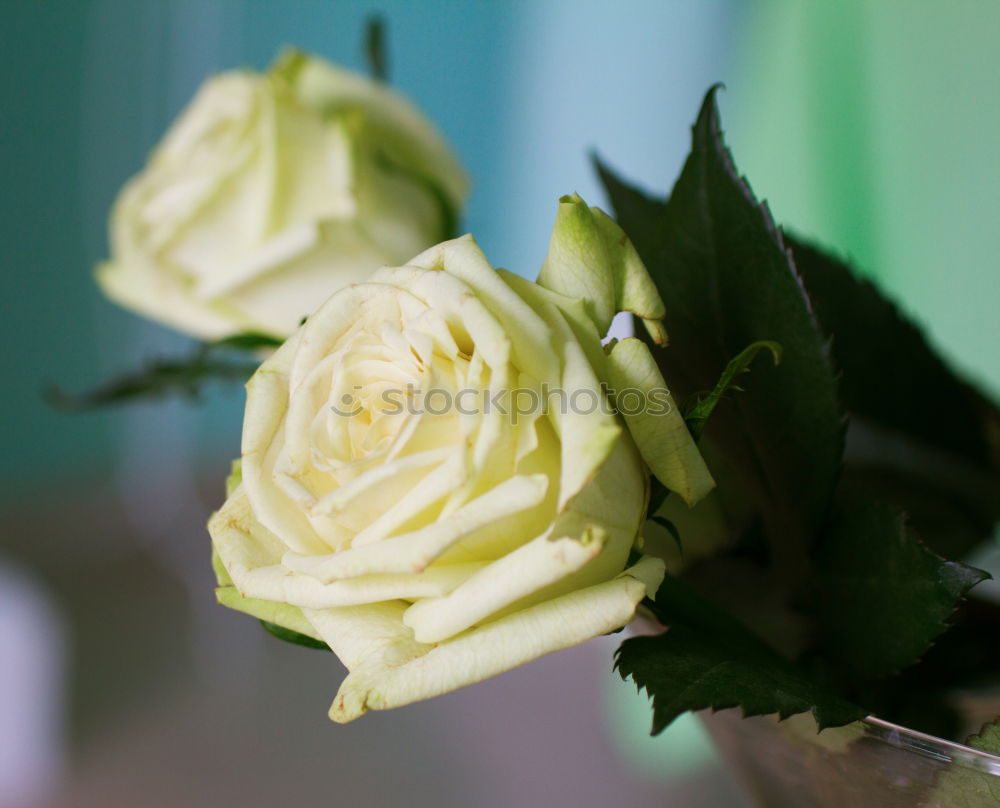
{"left": 60, "top": 21, "right": 1000, "bottom": 807}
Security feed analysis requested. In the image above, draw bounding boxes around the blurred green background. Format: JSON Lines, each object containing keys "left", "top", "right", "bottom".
{"left": 1, "top": 2, "right": 997, "bottom": 806}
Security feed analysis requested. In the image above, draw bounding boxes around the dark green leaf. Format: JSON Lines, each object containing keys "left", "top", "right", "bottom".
{"left": 617, "top": 575, "right": 865, "bottom": 735}
{"left": 646, "top": 477, "right": 669, "bottom": 518}
{"left": 852, "top": 597, "right": 1000, "bottom": 738}
{"left": 650, "top": 515, "right": 683, "bottom": 556}
{"left": 684, "top": 340, "right": 782, "bottom": 440}
{"left": 364, "top": 15, "right": 388, "bottom": 83}
{"left": 809, "top": 503, "right": 989, "bottom": 680}
{"left": 45, "top": 343, "right": 262, "bottom": 411}
{"left": 837, "top": 464, "right": 998, "bottom": 562}
{"left": 210, "top": 331, "right": 284, "bottom": 351}
{"left": 648, "top": 341, "right": 779, "bottom": 519}
{"left": 260, "top": 620, "right": 331, "bottom": 652}
{"left": 590, "top": 149, "right": 666, "bottom": 251}
{"left": 597, "top": 87, "right": 845, "bottom": 576}
{"left": 788, "top": 236, "right": 1000, "bottom": 558}
{"left": 788, "top": 235, "right": 999, "bottom": 469}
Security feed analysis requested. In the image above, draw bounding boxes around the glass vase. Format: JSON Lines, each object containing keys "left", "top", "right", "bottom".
{"left": 701, "top": 709, "right": 1000, "bottom": 807}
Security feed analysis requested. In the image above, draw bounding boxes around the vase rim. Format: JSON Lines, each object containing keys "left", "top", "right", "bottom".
{"left": 862, "top": 715, "right": 1000, "bottom": 774}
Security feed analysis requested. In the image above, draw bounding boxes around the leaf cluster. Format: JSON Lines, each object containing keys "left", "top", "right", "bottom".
{"left": 600, "top": 86, "right": 999, "bottom": 743}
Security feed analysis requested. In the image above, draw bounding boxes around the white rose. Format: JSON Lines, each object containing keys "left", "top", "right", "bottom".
{"left": 209, "top": 195, "right": 713, "bottom": 721}
{"left": 97, "top": 50, "right": 467, "bottom": 340}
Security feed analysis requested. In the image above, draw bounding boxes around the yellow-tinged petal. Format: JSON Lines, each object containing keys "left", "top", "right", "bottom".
{"left": 210, "top": 485, "right": 289, "bottom": 595}
{"left": 282, "top": 474, "right": 550, "bottom": 579}
{"left": 309, "top": 447, "right": 453, "bottom": 516}
{"left": 304, "top": 601, "right": 428, "bottom": 672}
{"left": 498, "top": 269, "right": 609, "bottom": 386}
{"left": 402, "top": 529, "right": 608, "bottom": 643}
{"left": 541, "top": 303, "right": 621, "bottom": 509}
{"left": 275, "top": 48, "right": 469, "bottom": 210}
{"left": 215, "top": 585, "right": 322, "bottom": 640}
{"left": 407, "top": 236, "right": 559, "bottom": 384}
{"left": 212, "top": 485, "right": 484, "bottom": 609}
{"left": 327, "top": 556, "right": 665, "bottom": 722}
{"left": 605, "top": 338, "right": 715, "bottom": 506}
{"left": 231, "top": 562, "right": 483, "bottom": 609}
{"left": 347, "top": 449, "right": 468, "bottom": 547}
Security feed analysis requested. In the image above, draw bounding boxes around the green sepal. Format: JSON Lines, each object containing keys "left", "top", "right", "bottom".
{"left": 260, "top": 620, "right": 331, "bottom": 652}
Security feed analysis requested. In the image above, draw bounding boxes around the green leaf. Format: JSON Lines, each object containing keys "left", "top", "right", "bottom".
{"left": 837, "top": 467, "right": 998, "bottom": 563}
{"left": 617, "top": 576, "right": 866, "bottom": 735}
{"left": 210, "top": 331, "right": 284, "bottom": 351}
{"left": 929, "top": 718, "right": 1000, "bottom": 806}
{"left": 809, "top": 503, "right": 989, "bottom": 680}
{"left": 45, "top": 351, "right": 259, "bottom": 411}
{"left": 788, "top": 236, "right": 998, "bottom": 468}
{"left": 364, "top": 15, "right": 388, "bottom": 83}
{"left": 968, "top": 720, "right": 1000, "bottom": 756}
{"left": 646, "top": 477, "right": 669, "bottom": 518}
{"left": 788, "top": 236, "right": 1000, "bottom": 558}
{"left": 650, "top": 515, "right": 683, "bottom": 556}
{"left": 850, "top": 596, "right": 1000, "bottom": 739}
{"left": 44, "top": 331, "right": 278, "bottom": 411}
{"left": 260, "top": 620, "right": 331, "bottom": 652}
{"left": 684, "top": 340, "right": 782, "bottom": 440}
{"left": 596, "top": 86, "right": 845, "bottom": 575}
{"left": 645, "top": 341, "right": 778, "bottom": 519}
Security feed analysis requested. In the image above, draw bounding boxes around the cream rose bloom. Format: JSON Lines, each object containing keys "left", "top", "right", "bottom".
{"left": 209, "top": 195, "right": 713, "bottom": 722}
{"left": 97, "top": 50, "right": 467, "bottom": 340}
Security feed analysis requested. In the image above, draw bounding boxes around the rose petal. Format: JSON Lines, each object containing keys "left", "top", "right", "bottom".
{"left": 606, "top": 338, "right": 715, "bottom": 506}
{"left": 324, "top": 556, "right": 665, "bottom": 722}
{"left": 234, "top": 561, "right": 483, "bottom": 609}
{"left": 402, "top": 529, "right": 607, "bottom": 643}
{"left": 283, "top": 473, "right": 549, "bottom": 579}
{"left": 536, "top": 194, "right": 667, "bottom": 343}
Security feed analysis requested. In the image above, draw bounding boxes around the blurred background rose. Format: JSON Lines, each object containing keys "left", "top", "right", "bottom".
{"left": 2, "top": 2, "right": 998, "bottom": 807}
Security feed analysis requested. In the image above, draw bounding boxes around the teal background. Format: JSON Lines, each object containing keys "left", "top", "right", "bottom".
{"left": 0, "top": 2, "right": 997, "bottom": 805}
